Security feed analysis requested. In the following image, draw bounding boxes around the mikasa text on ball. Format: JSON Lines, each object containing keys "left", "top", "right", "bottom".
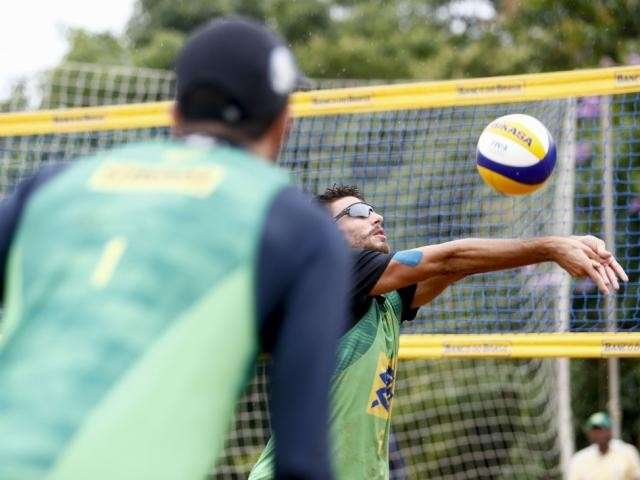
{"left": 476, "top": 114, "right": 556, "bottom": 195}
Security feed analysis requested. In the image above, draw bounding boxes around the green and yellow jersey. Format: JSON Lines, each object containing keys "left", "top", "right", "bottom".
{"left": 0, "top": 138, "right": 349, "bottom": 480}
{"left": 250, "top": 249, "right": 417, "bottom": 480}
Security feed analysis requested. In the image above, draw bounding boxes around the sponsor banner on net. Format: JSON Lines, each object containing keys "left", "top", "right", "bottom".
{"left": 601, "top": 339, "right": 640, "bottom": 357}
{"left": 52, "top": 113, "right": 106, "bottom": 124}
{"left": 309, "top": 93, "right": 373, "bottom": 107}
{"left": 613, "top": 68, "right": 640, "bottom": 88}
{"left": 442, "top": 340, "right": 513, "bottom": 357}
{"left": 455, "top": 81, "right": 526, "bottom": 98}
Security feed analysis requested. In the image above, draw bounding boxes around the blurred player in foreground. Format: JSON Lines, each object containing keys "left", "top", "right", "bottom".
{"left": 0, "top": 18, "right": 349, "bottom": 480}
{"left": 569, "top": 412, "right": 640, "bottom": 480}
{"left": 250, "top": 184, "right": 628, "bottom": 479}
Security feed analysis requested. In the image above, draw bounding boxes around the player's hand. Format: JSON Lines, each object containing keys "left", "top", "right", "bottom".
{"left": 553, "top": 236, "right": 628, "bottom": 294}
{"left": 572, "top": 235, "right": 629, "bottom": 289}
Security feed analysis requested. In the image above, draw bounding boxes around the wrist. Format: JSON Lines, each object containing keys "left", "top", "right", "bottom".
{"left": 536, "top": 236, "right": 559, "bottom": 263}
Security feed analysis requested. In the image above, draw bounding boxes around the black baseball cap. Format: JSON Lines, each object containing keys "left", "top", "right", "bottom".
{"left": 175, "top": 16, "right": 304, "bottom": 129}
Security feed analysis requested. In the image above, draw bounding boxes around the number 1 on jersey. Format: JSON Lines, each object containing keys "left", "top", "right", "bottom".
{"left": 91, "top": 236, "right": 128, "bottom": 288}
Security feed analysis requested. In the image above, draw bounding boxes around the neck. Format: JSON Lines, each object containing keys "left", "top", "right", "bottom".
{"left": 173, "top": 123, "right": 275, "bottom": 162}
{"left": 598, "top": 442, "right": 609, "bottom": 454}
{"left": 249, "top": 140, "right": 275, "bottom": 161}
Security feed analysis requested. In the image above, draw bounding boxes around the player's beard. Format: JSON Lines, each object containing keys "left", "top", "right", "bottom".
{"left": 352, "top": 227, "right": 390, "bottom": 254}
{"left": 369, "top": 237, "right": 390, "bottom": 254}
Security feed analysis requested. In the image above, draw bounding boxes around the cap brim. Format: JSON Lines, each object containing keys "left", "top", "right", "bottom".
{"left": 584, "top": 420, "right": 612, "bottom": 430}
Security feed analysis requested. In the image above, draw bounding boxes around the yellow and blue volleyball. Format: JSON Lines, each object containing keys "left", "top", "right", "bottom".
{"left": 476, "top": 113, "right": 556, "bottom": 195}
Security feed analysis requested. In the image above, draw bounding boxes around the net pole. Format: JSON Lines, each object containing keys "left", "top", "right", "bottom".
{"left": 601, "top": 94, "right": 621, "bottom": 438}
{"left": 555, "top": 98, "right": 577, "bottom": 478}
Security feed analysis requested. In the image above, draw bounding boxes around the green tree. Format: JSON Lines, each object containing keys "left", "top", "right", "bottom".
{"left": 58, "top": 0, "right": 450, "bottom": 79}
{"left": 64, "top": 29, "right": 131, "bottom": 65}
{"left": 59, "top": 0, "right": 638, "bottom": 81}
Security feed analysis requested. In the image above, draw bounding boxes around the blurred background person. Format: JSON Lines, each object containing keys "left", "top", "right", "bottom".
{"left": 569, "top": 411, "right": 640, "bottom": 480}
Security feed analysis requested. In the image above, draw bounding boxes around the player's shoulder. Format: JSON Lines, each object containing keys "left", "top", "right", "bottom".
{"left": 350, "top": 249, "right": 394, "bottom": 292}
{"left": 264, "top": 186, "right": 348, "bottom": 257}
{"left": 13, "top": 163, "right": 70, "bottom": 194}
{"left": 92, "top": 139, "right": 170, "bottom": 158}
{"left": 87, "top": 138, "right": 197, "bottom": 161}
{"left": 88, "top": 139, "right": 289, "bottom": 185}
{"left": 351, "top": 248, "right": 393, "bottom": 274}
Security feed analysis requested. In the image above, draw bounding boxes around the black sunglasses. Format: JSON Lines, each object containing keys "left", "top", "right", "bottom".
{"left": 333, "top": 202, "right": 375, "bottom": 222}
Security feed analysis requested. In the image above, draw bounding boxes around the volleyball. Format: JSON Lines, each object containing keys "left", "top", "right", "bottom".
{"left": 476, "top": 114, "right": 557, "bottom": 195}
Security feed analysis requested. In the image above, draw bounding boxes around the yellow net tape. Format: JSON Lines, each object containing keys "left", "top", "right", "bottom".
{"left": 399, "top": 333, "right": 640, "bottom": 359}
{"left": 1, "top": 65, "right": 639, "bottom": 137}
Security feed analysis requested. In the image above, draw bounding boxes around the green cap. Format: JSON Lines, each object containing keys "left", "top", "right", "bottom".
{"left": 584, "top": 411, "right": 612, "bottom": 430}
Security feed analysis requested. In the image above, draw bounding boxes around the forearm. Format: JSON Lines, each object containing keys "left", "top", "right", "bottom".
{"left": 411, "top": 273, "right": 465, "bottom": 307}
{"left": 372, "top": 234, "right": 621, "bottom": 297}
{"left": 371, "top": 237, "right": 556, "bottom": 296}
{"left": 435, "top": 237, "right": 557, "bottom": 277}
{"left": 408, "top": 238, "right": 555, "bottom": 306}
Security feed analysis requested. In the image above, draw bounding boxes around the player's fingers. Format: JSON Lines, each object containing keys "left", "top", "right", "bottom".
{"left": 578, "top": 242, "right": 601, "bottom": 261}
{"left": 579, "top": 236, "right": 612, "bottom": 261}
{"left": 593, "top": 262, "right": 610, "bottom": 286}
{"left": 608, "top": 258, "right": 629, "bottom": 282}
{"left": 586, "top": 262, "right": 609, "bottom": 294}
{"left": 604, "top": 264, "right": 619, "bottom": 290}
{"left": 598, "top": 244, "right": 612, "bottom": 259}
{"left": 590, "top": 236, "right": 612, "bottom": 259}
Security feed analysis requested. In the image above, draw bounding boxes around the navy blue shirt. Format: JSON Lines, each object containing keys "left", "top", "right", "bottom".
{"left": 0, "top": 165, "right": 349, "bottom": 480}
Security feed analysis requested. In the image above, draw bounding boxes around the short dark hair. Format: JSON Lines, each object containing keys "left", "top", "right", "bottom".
{"left": 177, "top": 86, "right": 277, "bottom": 141}
{"left": 316, "top": 184, "right": 364, "bottom": 206}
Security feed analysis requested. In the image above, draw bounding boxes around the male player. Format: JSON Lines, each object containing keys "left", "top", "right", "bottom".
{"left": 0, "top": 18, "right": 349, "bottom": 480}
{"left": 250, "top": 184, "right": 628, "bottom": 479}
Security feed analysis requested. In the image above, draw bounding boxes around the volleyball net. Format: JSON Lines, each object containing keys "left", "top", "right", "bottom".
{"left": 2, "top": 63, "right": 640, "bottom": 478}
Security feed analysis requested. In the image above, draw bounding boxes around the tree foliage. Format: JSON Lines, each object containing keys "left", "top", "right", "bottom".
{"left": 60, "top": 0, "right": 640, "bottom": 80}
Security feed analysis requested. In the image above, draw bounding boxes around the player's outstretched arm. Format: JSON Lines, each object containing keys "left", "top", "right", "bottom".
{"left": 370, "top": 235, "right": 627, "bottom": 307}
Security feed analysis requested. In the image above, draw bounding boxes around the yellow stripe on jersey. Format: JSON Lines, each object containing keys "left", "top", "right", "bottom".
{"left": 91, "top": 237, "right": 128, "bottom": 288}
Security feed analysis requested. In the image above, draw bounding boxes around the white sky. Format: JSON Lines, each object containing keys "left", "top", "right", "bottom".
{"left": 0, "top": 0, "right": 136, "bottom": 97}
{"left": 0, "top": 0, "right": 496, "bottom": 100}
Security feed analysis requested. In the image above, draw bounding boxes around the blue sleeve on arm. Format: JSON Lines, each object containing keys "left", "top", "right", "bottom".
{"left": 392, "top": 249, "right": 423, "bottom": 267}
{"left": 0, "top": 164, "right": 68, "bottom": 302}
{"left": 257, "top": 187, "right": 350, "bottom": 480}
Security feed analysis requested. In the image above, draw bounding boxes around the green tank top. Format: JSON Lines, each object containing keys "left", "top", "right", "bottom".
{"left": 250, "top": 291, "right": 403, "bottom": 480}
{"left": 0, "top": 139, "right": 289, "bottom": 479}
